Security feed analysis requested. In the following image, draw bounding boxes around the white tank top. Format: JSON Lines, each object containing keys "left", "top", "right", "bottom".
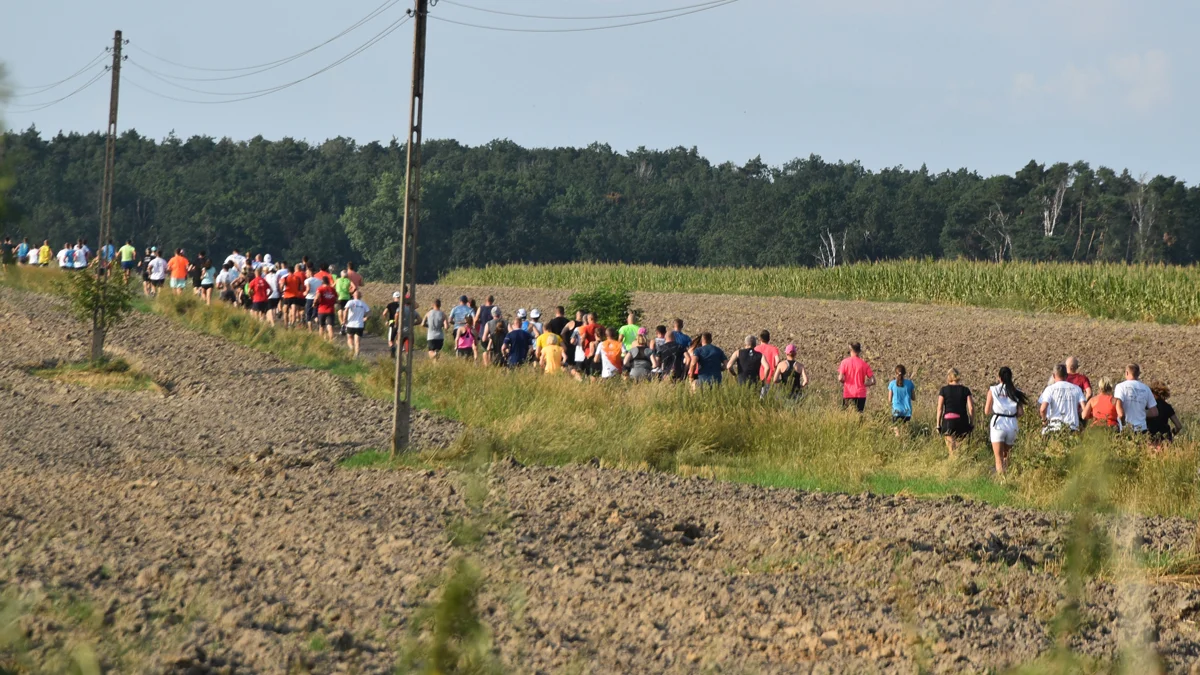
{"left": 990, "top": 384, "right": 1019, "bottom": 416}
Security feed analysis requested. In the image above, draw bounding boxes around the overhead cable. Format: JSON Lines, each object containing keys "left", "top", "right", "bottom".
{"left": 11, "top": 51, "right": 108, "bottom": 96}
{"left": 438, "top": 0, "right": 731, "bottom": 21}
{"left": 123, "top": 15, "right": 411, "bottom": 104}
{"left": 429, "top": 0, "right": 740, "bottom": 32}
{"left": 127, "top": 0, "right": 401, "bottom": 75}
{"left": 4, "top": 68, "right": 109, "bottom": 113}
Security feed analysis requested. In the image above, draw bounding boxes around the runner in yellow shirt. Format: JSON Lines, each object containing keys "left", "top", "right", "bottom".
{"left": 540, "top": 341, "right": 565, "bottom": 374}
{"left": 38, "top": 240, "right": 53, "bottom": 266}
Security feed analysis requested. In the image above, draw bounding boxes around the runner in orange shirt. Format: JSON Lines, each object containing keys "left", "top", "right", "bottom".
{"left": 166, "top": 248, "right": 190, "bottom": 295}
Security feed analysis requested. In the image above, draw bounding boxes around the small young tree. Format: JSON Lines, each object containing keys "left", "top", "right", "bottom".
{"left": 61, "top": 265, "right": 136, "bottom": 362}
{"left": 567, "top": 287, "right": 638, "bottom": 329}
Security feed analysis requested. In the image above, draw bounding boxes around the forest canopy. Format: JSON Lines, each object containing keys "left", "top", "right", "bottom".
{"left": 2, "top": 127, "right": 1196, "bottom": 281}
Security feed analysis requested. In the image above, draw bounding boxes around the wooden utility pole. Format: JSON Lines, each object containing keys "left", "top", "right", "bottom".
{"left": 391, "top": 0, "right": 429, "bottom": 455}
{"left": 92, "top": 29, "right": 123, "bottom": 362}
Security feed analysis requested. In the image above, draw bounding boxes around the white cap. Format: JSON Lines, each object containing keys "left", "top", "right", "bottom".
{"left": 530, "top": 308, "right": 541, "bottom": 319}
{"left": 264, "top": 254, "right": 273, "bottom": 263}
{"left": 517, "top": 308, "right": 527, "bottom": 318}
{"left": 393, "top": 291, "right": 402, "bottom": 299}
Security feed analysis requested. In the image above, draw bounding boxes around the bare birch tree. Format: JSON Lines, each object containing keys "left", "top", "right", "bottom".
{"left": 1128, "top": 173, "right": 1157, "bottom": 262}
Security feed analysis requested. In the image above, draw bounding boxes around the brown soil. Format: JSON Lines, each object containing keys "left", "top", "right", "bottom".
{"left": 5, "top": 288, "right": 1200, "bottom": 673}
{"left": 398, "top": 284, "right": 1200, "bottom": 412}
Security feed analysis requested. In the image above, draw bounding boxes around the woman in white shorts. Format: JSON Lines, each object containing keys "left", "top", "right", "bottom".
{"left": 984, "top": 366, "right": 1028, "bottom": 476}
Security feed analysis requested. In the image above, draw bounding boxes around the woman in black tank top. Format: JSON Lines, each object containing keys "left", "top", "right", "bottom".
{"left": 727, "top": 335, "right": 762, "bottom": 387}
{"left": 774, "top": 344, "right": 808, "bottom": 400}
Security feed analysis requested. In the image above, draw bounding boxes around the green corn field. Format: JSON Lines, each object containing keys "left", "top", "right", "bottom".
{"left": 439, "top": 261, "right": 1200, "bottom": 325}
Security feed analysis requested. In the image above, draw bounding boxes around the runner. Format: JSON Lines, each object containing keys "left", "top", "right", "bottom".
{"left": 25, "top": 243, "right": 38, "bottom": 266}
{"left": 774, "top": 344, "right": 809, "bottom": 401}
{"left": 345, "top": 261, "right": 364, "bottom": 292}
{"left": 146, "top": 249, "right": 168, "bottom": 295}
{"left": 384, "top": 291, "right": 402, "bottom": 356}
{"left": 449, "top": 295, "right": 474, "bottom": 336}
{"left": 1113, "top": 364, "right": 1158, "bottom": 433}
{"left": 545, "top": 306, "right": 569, "bottom": 344}
{"left": 56, "top": 242, "right": 73, "bottom": 269}
{"left": 754, "top": 330, "right": 781, "bottom": 397}
{"left": 343, "top": 290, "right": 370, "bottom": 358}
{"left": 670, "top": 319, "right": 691, "bottom": 349}
{"left": 281, "top": 263, "right": 305, "bottom": 327}
{"left": 455, "top": 323, "right": 477, "bottom": 359}
{"left": 837, "top": 342, "right": 875, "bottom": 412}
{"left": 216, "top": 262, "right": 237, "bottom": 304}
{"left": 502, "top": 319, "right": 534, "bottom": 367}
{"left": 1038, "top": 364, "right": 1087, "bottom": 434}
{"left": 140, "top": 247, "right": 155, "bottom": 293}
{"left": 656, "top": 330, "right": 686, "bottom": 383}
{"left": 304, "top": 268, "right": 325, "bottom": 329}
{"left": 540, "top": 333, "right": 566, "bottom": 375}
{"left": 15, "top": 238, "right": 29, "bottom": 266}
{"left": 527, "top": 308, "right": 544, "bottom": 340}
{"left": 314, "top": 277, "right": 339, "bottom": 341}
{"left": 72, "top": 241, "right": 88, "bottom": 270}
{"left": 534, "top": 320, "right": 564, "bottom": 362}
{"left": 224, "top": 249, "right": 247, "bottom": 271}
{"left": 691, "top": 333, "right": 726, "bottom": 387}
{"left": 1146, "top": 382, "right": 1183, "bottom": 446}
{"left": 189, "top": 251, "right": 207, "bottom": 296}
{"left": 984, "top": 367, "right": 1027, "bottom": 475}
{"left": 887, "top": 365, "right": 915, "bottom": 434}
{"left": 577, "top": 313, "right": 601, "bottom": 378}
{"left": 248, "top": 267, "right": 272, "bottom": 323}
{"left": 166, "top": 248, "right": 190, "bottom": 295}
{"left": 624, "top": 331, "right": 656, "bottom": 381}
{"left": 264, "top": 265, "right": 281, "bottom": 325}
{"left": 1064, "top": 357, "right": 1093, "bottom": 399}
{"left": 483, "top": 309, "right": 507, "bottom": 367}
{"left": 936, "top": 368, "right": 974, "bottom": 458}
{"left": 118, "top": 239, "right": 138, "bottom": 281}
{"left": 335, "top": 270, "right": 354, "bottom": 331}
{"left": 0, "top": 238, "right": 13, "bottom": 267}
{"left": 596, "top": 328, "right": 625, "bottom": 380}
{"left": 727, "top": 336, "right": 763, "bottom": 387}
{"left": 99, "top": 239, "right": 115, "bottom": 268}
{"left": 1082, "top": 377, "right": 1119, "bottom": 428}
{"left": 561, "top": 310, "right": 583, "bottom": 372}
{"left": 617, "top": 312, "right": 640, "bottom": 351}
{"left": 422, "top": 299, "right": 448, "bottom": 360}
{"left": 199, "top": 257, "right": 218, "bottom": 305}
{"left": 314, "top": 263, "right": 333, "bottom": 287}
{"left": 38, "top": 241, "right": 52, "bottom": 266}
{"left": 476, "top": 296, "right": 496, "bottom": 337}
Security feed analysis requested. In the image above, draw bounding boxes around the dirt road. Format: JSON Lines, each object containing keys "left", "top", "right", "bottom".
{"left": 4, "top": 288, "right": 1200, "bottom": 673}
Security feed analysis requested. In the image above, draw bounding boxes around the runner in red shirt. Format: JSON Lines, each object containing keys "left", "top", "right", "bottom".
{"left": 249, "top": 268, "right": 273, "bottom": 324}
{"left": 754, "top": 329, "right": 781, "bottom": 396}
{"left": 315, "top": 278, "right": 339, "bottom": 341}
{"left": 577, "top": 314, "right": 601, "bottom": 378}
{"left": 281, "top": 264, "right": 306, "bottom": 327}
{"left": 1065, "top": 356, "right": 1093, "bottom": 400}
{"left": 837, "top": 342, "right": 876, "bottom": 413}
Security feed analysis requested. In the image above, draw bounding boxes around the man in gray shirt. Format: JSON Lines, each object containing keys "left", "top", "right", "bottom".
{"left": 422, "top": 298, "right": 448, "bottom": 360}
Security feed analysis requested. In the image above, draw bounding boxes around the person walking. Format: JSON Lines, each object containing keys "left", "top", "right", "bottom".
{"left": 1038, "top": 364, "right": 1087, "bottom": 434}
{"left": 727, "top": 335, "right": 763, "bottom": 388}
{"left": 936, "top": 368, "right": 974, "bottom": 458}
{"left": 985, "top": 367, "right": 1027, "bottom": 475}
{"left": 837, "top": 342, "right": 875, "bottom": 412}
{"left": 755, "top": 330, "right": 781, "bottom": 397}
{"left": 657, "top": 330, "right": 686, "bottom": 383}
{"left": 670, "top": 319, "right": 692, "bottom": 349}
{"left": 422, "top": 299, "right": 448, "bottom": 359}
{"left": 887, "top": 365, "right": 915, "bottom": 434}
{"left": 1064, "top": 357, "right": 1093, "bottom": 399}
{"left": 1113, "top": 364, "right": 1158, "bottom": 433}
{"left": 774, "top": 344, "right": 809, "bottom": 401}
{"left": 1082, "top": 377, "right": 1119, "bottom": 428}
{"left": 344, "top": 290, "right": 370, "bottom": 358}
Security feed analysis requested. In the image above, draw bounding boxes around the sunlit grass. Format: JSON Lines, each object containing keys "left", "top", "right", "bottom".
{"left": 29, "top": 358, "right": 161, "bottom": 393}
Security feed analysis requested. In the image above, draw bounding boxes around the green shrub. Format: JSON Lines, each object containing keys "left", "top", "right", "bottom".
{"left": 566, "top": 286, "right": 637, "bottom": 329}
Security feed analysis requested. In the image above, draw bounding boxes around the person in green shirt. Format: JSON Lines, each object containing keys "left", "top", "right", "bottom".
{"left": 617, "top": 311, "right": 640, "bottom": 350}
{"left": 335, "top": 270, "right": 354, "bottom": 329}
{"left": 118, "top": 239, "right": 138, "bottom": 281}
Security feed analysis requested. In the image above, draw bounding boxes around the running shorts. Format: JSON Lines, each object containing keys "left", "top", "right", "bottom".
{"left": 252, "top": 301, "right": 269, "bottom": 313}
{"left": 337, "top": 299, "right": 349, "bottom": 309}
{"left": 286, "top": 297, "right": 304, "bottom": 308}
{"left": 268, "top": 298, "right": 280, "bottom": 310}
{"left": 150, "top": 278, "right": 165, "bottom": 287}
{"left": 842, "top": 397, "right": 866, "bottom": 413}
{"left": 122, "top": 261, "right": 136, "bottom": 270}
{"left": 990, "top": 424, "right": 1017, "bottom": 445}
{"left": 892, "top": 415, "right": 911, "bottom": 424}
{"left": 318, "top": 313, "right": 336, "bottom": 327}
{"left": 170, "top": 278, "right": 187, "bottom": 289}
{"left": 427, "top": 339, "right": 444, "bottom": 352}
{"left": 347, "top": 326, "right": 364, "bottom": 337}
{"left": 457, "top": 348, "right": 473, "bottom": 358}
{"left": 940, "top": 417, "right": 973, "bottom": 438}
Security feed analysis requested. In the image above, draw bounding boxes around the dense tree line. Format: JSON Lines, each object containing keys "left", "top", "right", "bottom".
{"left": 3, "top": 127, "right": 1198, "bottom": 280}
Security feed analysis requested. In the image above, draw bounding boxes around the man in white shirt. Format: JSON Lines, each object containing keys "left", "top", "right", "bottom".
{"left": 1113, "top": 363, "right": 1158, "bottom": 432}
{"left": 72, "top": 243, "right": 88, "bottom": 270}
{"left": 343, "top": 290, "right": 370, "bottom": 358}
{"left": 1038, "top": 363, "right": 1086, "bottom": 433}
{"left": 56, "top": 244, "right": 72, "bottom": 269}
{"left": 147, "top": 252, "right": 168, "bottom": 296}
{"left": 224, "top": 249, "right": 247, "bottom": 271}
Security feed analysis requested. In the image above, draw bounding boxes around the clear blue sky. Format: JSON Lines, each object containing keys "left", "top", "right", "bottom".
{"left": 3, "top": 0, "right": 1196, "bottom": 182}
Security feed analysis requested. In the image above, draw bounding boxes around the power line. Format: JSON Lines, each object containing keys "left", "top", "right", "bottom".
{"left": 4, "top": 68, "right": 109, "bottom": 113}
{"left": 429, "top": 0, "right": 740, "bottom": 32}
{"left": 127, "top": 0, "right": 401, "bottom": 75}
{"left": 123, "top": 14, "right": 412, "bottom": 105}
{"left": 11, "top": 50, "right": 108, "bottom": 96}
{"left": 438, "top": 0, "right": 731, "bottom": 21}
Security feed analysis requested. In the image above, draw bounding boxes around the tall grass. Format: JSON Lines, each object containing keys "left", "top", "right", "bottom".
{"left": 439, "top": 261, "right": 1200, "bottom": 324}
{"left": 409, "top": 359, "right": 1200, "bottom": 518}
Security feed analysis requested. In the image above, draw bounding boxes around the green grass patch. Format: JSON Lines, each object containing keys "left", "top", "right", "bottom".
{"left": 440, "top": 260, "right": 1200, "bottom": 325}
{"left": 29, "top": 358, "right": 162, "bottom": 393}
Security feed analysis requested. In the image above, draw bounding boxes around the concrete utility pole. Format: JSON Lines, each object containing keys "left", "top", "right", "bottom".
{"left": 391, "top": 0, "right": 429, "bottom": 455}
{"left": 92, "top": 29, "right": 124, "bottom": 362}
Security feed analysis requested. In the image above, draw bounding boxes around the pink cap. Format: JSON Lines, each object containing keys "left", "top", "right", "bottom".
{"left": 785, "top": 344, "right": 797, "bottom": 355}
{"left": 637, "top": 326, "right": 649, "bottom": 335}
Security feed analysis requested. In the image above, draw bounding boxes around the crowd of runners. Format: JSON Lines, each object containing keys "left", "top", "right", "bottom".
{"left": 416, "top": 295, "right": 1184, "bottom": 475}
{"left": 1, "top": 237, "right": 1184, "bottom": 475}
